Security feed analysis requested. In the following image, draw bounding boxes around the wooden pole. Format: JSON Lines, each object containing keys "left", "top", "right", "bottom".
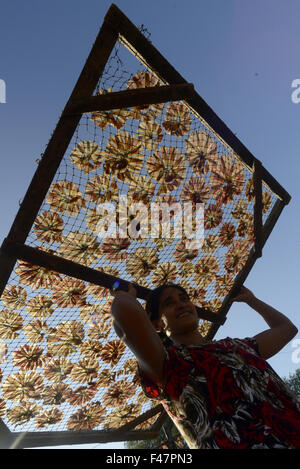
{"left": 105, "top": 3, "right": 291, "bottom": 206}
{"left": 0, "top": 420, "right": 14, "bottom": 449}
{"left": 253, "top": 159, "right": 263, "bottom": 258}
{"left": 0, "top": 16, "right": 118, "bottom": 300}
{"left": 0, "top": 3, "right": 292, "bottom": 448}
{"left": 0, "top": 238, "right": 226, "bottom": 325}
{"left": 64, "top": 83, "right": 195, "bottom": 115}
{"left": 206, "top": 198, "right": 286, "bottom": 341}
{"left": 11, "top": 429, "right": 160, "bottom": 449}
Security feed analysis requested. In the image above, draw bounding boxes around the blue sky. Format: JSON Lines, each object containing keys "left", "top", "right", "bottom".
{"left": 1, "top": 0, "right": 300, "bottom": 449}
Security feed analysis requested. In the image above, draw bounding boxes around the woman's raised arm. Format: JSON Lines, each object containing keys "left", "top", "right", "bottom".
{"left": 231, "top": 286, "right": 298, "bottom": 359}
{"left": 110, "top": 285, "right": 166, "bottom": 386}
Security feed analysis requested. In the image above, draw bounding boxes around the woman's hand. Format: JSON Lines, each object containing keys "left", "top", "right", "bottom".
{"left": 110, "top": 283, "right": 138, "bottom": 339}
{"left": 110, "top": 282, "right": 139, "bottom": 315}
{"left": 230, "top": 286, "right": 256, "bottom": 305}
{"left": 110, "top": 283, "right": 137, "bottom": 300}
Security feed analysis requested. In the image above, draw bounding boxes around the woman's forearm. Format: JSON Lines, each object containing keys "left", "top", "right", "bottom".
{"left": 110, "top": 291, "right": 167, "bottom": 383}
{"left": 111, "top": 292, "right": 146, "bottom": 326}
{"left": 247, "top": 296, "right": 297, "bottom": 331}
{"left": 110, "top": 291, "right": 157, "bottom": 342}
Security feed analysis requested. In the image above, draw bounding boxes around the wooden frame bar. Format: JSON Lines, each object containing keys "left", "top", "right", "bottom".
{"left": 0, "top": 421, "right": 14, "bottom": 449}
{"left": 0, "top": 238, "right": 225, "bottom": 326}
{"left": 11, "top": 429, "right": 160, "bottom": 449}
{"left": 253, "top": 159, "right": 263, "bottom": 258}
{"left": 107, "top": 4, "right": 291, "bottom": 205}
{"left": 107, "top": 404, "right": 164, "bottom": 434}
{"left": 151, "top": 410, "right": 169, "bottom": 432}
{"left": 7, "top": 24, "right": 118, "bottom": 246}
{"left": 64, "top": 83, "right": 194, "bottom": 115}
{"left": 0, "top": 18, "right": 119, "bottom": 298}
{"left": 4, "top": 407, "right": 167, "bottom": 449}
{"left": 206, "top": 198, "right": 286, "bottom": 341}
{"left": 9, "top": 406, "right": 166, "bottom": 448}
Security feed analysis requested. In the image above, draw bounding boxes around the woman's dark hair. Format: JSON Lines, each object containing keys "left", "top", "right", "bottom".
{"left": 145, "top": 283, "right": 189, "bottom": 322}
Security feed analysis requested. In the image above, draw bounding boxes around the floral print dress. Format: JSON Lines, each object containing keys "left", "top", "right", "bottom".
{"left": 138, "top": 337, "right": 300, "bottom": 449}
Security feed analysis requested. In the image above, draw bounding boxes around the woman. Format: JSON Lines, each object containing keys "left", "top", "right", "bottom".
{"left": 110, "top": 283, "right": 300, "bottom": 449}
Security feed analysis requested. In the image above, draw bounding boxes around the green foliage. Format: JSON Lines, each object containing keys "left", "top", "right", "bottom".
{"left": 283, "top": 368, "right": 300, "bottom": 399}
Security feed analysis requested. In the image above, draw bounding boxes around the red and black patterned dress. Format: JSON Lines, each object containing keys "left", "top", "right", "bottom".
{"left": 138, "top": 337, "right": 300, "bottom": 449}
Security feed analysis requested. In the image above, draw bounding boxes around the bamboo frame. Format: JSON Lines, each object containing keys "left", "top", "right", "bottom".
{"left": 0, "top": 3, "right": 291, "bottom": 448}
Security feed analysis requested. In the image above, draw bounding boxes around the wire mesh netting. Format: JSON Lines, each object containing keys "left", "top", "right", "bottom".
{"left": 0, "top": 34, "right": 279, "bottom": 435}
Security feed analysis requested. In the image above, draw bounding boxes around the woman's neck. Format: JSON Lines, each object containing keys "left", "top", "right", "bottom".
{"left": 169, "top": 329, "right": 208, "bottom": 346}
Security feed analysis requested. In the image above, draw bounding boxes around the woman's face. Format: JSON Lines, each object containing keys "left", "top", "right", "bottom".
{"left": 157, "top": 287, "right": 199, "bottom": 336}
